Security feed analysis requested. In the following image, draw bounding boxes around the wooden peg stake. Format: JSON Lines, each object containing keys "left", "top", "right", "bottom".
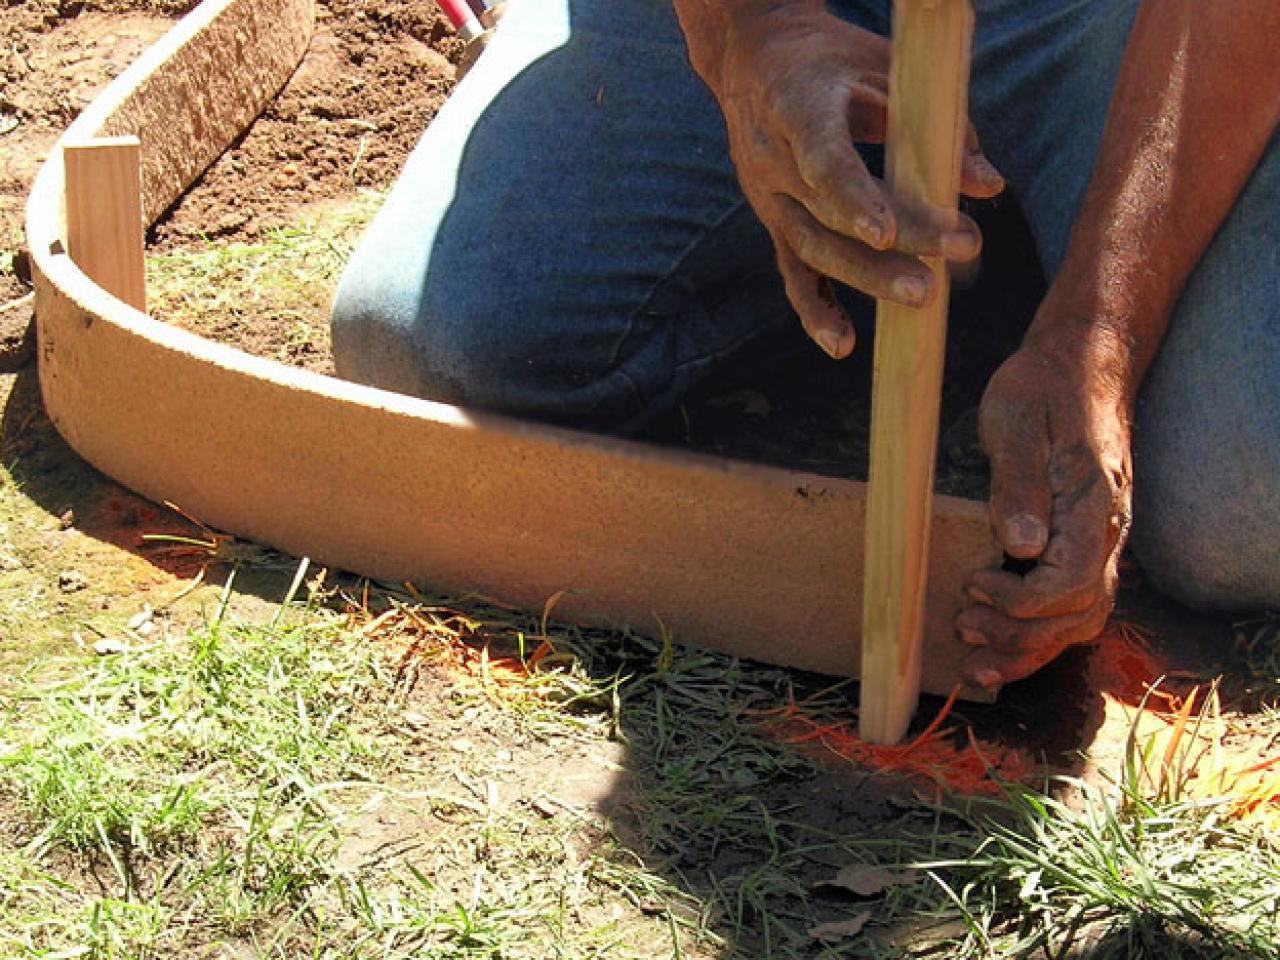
{"left": 860, "top": 0, "right": 974, "bottom": 745}
{"left": 64, "top": 136, "right": 147, "bottom": 312}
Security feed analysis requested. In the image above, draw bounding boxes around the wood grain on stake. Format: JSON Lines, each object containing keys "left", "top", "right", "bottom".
{"left": 64, "top": 137, "right": 147, "bottom": 313}
{"left": 860, "top": 0, "right": 975, "bottom": 744}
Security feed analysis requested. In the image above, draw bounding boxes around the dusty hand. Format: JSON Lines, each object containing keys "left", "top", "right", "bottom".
{"left": 699, "top": 4, "right": 1004, "bottom": 356}
{"left": 959, "top": 332, "right": 1135, "bottom": 687}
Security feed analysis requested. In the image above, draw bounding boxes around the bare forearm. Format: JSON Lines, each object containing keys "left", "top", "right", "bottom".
{"left": 1036, "top": 0, "right": 1280, "bottom": 401}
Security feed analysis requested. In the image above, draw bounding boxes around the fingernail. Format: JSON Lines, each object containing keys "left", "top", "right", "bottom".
{"left": 892, "top": 275, "right": 928, "bottom": 305}
{"left": 973, "top": 153, "right": 1004, "bottom": 187}
{"left": 959, "top": 628, "right": 987, "bottom": 647}
{"left": 859, "top": 216, "right": 886, "bottom": 247}
{"left": 815, "top": 330, "right": 843, "bottom": 359}
{"left": 973, "top": 668, "right": 1002, "bottom": 689}
{"left": 968, "top": 586, "right": 995, "bottom": 606}
{"left": 943, "top": 229, "right": 980, "bottom": 261}
{"left": 1009, "top": 514, "right": 1047, "bottom": 551}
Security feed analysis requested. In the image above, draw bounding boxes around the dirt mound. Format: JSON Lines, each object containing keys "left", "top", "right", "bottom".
{"left": 151, "top": 0, "right": 462, "bottom": 249}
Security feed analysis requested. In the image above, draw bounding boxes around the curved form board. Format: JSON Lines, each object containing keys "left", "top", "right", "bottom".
{"left": 27, "top": 0, "right": 1001, "bottom": 699}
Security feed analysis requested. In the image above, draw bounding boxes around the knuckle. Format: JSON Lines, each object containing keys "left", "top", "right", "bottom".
{"left": 796, "top": 150, "right": 842, "bottom": 194}
{"left": 784, "top": 220, "right": 820, "bottom": 264}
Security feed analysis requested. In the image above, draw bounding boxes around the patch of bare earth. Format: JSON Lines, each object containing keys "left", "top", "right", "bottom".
{"left": 152, "top": 0, "right": 459, "bottom": 249}
{"left": 143, "top": 0, "right": 462, "bottom": 368}
{"left": 0, "top": 1, "right": 184, "bottom": 365}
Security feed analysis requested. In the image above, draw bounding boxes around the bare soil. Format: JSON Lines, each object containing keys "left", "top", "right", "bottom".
{"left": 0, "top": 1, "right": 176, "bottom": 358}
{"left": 0, "top": 0, "right": 463, "bottom": 366}
{"left": 149, "top": 0, "right": 462, "bottom": 250}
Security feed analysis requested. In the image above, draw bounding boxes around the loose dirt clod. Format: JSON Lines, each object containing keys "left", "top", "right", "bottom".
{"left": 57, "top": 569, "right": 88, "bottom": 593}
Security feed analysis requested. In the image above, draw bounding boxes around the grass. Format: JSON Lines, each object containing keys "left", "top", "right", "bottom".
{"left": 0, "top": 574, "right": 391, "bottom": 955}
{"left": 145, "top": 191, "right": 384, "bottom": 367}
{"left": 0, "top": 572, "right": 723, "bottom": 958}
{"left": 3, "top": 558, "right": 1280, "bottom": 958}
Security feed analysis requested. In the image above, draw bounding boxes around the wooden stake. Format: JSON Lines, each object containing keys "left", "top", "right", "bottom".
{"left": 860, "top": 0, "right": 974, "bottom": 745}
{"left": 64, "top": 136, "right": 147, "bottom": 312}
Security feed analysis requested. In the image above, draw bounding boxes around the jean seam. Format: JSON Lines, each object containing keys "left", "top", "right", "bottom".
{"left": 605, "top": 196, "right": 756, "bottom": 372}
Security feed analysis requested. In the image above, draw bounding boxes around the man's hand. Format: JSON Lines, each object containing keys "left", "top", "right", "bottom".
{"left": 675, "top": 0, "right": 1003, "bottom": 357}
{"left": 959, "top": 322, "right": 1134, "bottom": 688}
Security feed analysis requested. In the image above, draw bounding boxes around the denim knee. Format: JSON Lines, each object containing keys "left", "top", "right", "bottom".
{"left": 1130, "top": 291, "right": 1280, "bottom": 613}
{"left": 331, "top": 246, "right": 658, "bottom": 429}
{"left": 1131, "top": 418, "right": 1280, "bottom": 613}
{"left": 330, "top": 251, "right": 435, "bottom": 402}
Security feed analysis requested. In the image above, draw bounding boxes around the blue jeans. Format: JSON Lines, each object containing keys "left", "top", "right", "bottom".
{"left": 331, "top": 0, "right": 1280, "bottom": 612}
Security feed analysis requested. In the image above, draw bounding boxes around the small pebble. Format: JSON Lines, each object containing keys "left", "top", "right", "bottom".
{"left": 126, "top": 607, "right": 153, "bottom": 632}
{"left": 93, "top": 637, "right": 130, "bottom": 656}
{"left": 58, "top": 570, "right": 88, "bottom": 593}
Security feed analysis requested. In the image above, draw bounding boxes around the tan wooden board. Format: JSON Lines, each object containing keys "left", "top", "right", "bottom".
{"left": 26, "top": 0, "right": 1002, "bottom": 700}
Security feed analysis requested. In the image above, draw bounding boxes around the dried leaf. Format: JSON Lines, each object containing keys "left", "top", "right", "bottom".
{"left": 827, "top": 864, "right": 916, "bottom": 897}
{"left": 808, "top": 910, "right": 871, "bottom": 942}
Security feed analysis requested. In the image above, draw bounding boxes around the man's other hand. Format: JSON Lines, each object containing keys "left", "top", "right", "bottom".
{"left": 959, "top": 328, "right": 1135, "bottom": 688}
{"left": 683, "top": 2, "right": 1003, "bottom": 357}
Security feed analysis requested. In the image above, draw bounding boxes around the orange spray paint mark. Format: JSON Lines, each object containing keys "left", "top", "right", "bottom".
{"left": 749, "top": 684, "right": 1034, "bottom": 797}
{"left": 1088, "top": 621, "right": 1175, "bottom": 706}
